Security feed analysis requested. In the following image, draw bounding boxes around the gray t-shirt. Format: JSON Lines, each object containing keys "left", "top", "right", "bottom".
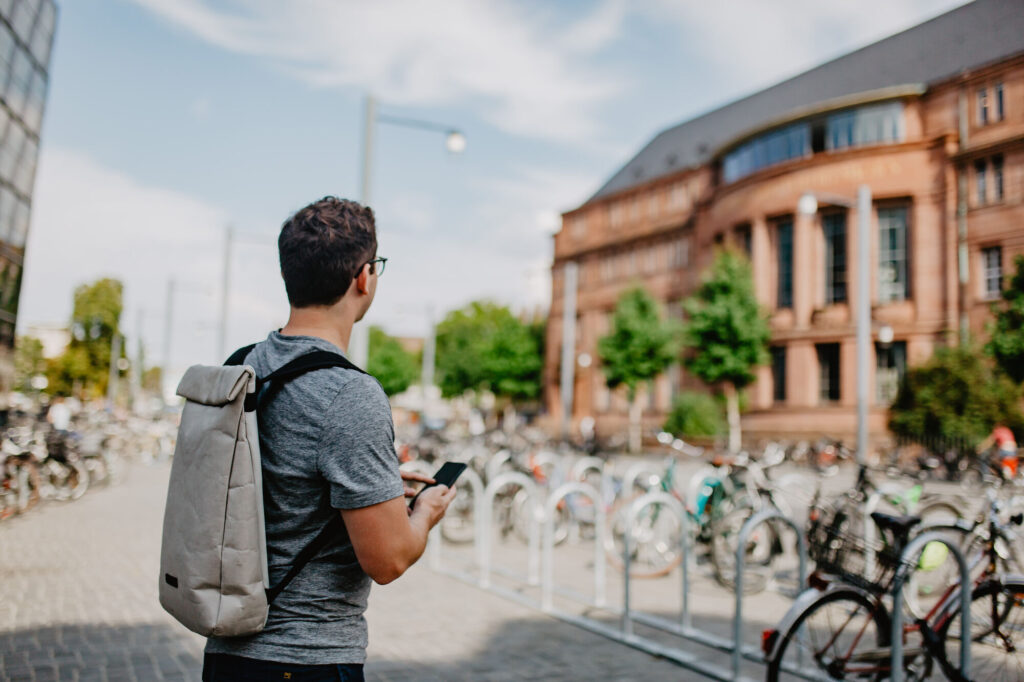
{"left": 205, "top": 331, "right": 404, "bottom": 664}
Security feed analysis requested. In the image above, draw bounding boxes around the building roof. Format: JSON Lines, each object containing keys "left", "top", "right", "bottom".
{"left": 589, "top": 0, "right": 1024, "bottom": 203}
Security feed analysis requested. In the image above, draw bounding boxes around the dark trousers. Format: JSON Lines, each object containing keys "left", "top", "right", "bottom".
{"left": 202, "top": 653, "right": 365, "bottom": 681}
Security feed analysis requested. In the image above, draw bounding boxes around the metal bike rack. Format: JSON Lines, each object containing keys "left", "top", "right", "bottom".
{"left": 479, "top": 471, "right": 541, "bottom": 588}
{"left": 890, "top": 532, "right": 971, "bottom": 682}
{"left": 569, "top": 456, "right": 606, "bottom": 484}
{"left": 622, "top": 462, "right": 664, "bottom": 496}
{"left": 621, "top": 490, "right": 693, "bottom": 629}
{"left": 429, "top": 465, "right": 484, "bottom": 571}
{"left": 731, "top": 509, "right": 807, "bottom": 680}
{"left": 484, "top": 449, "right": 513, "bottom": 484}
{"left": 541, "top": 481, "right": 606, "bottom": 611}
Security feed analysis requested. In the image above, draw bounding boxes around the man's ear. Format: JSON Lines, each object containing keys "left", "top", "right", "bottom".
{"left": 354, "top": 263, "right": 370, "bottom": 295}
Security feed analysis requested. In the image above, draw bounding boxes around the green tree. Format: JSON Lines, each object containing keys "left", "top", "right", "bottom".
{"left": 889, "top": 344, "right": 1023, "bottom": 446}
{"left": 597, "top": 287, "right": 680, "bottom": 452}
{"left": 681, "top": 249, "right": 770, "bottom": 452}
{"left": 13, "top": 335, "right": 45, "bottom": 393}
{"left": 48, "top": 278, "right": 124, "bottom": 398}
{"left": 435, "top": 301, "right": 543, "bottom": 405}
{"left": 367, "top": 326, "right": 419, "bottom": 397}
{"left": 986, "top": 255, "right": 1024, "bottom": 382}
{"left": 663, "top": 391, "right": 724, "bottom": 439}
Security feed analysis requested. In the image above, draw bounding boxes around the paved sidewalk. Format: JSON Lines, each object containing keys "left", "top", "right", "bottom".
{"left": 0, "top": 463, "right": 687, "bottom": 681}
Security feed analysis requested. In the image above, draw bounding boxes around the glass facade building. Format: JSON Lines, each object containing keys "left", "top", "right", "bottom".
{"left": 0, "top": 0, "right": 55, "bottom": 357}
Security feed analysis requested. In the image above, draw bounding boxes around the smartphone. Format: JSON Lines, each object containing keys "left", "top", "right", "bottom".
{"left": 409, "top": 462, "right": 466, "bottom": 510}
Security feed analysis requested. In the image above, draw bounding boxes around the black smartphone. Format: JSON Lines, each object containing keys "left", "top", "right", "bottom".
{"left": 408, "top": 462, "right": 466, "bottom": 510}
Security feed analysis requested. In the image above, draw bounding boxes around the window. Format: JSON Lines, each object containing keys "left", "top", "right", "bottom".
{"left": 647, "top": 194, "right": 659, "bottom": 220}
{"left": 669, "top": 237, "right": 689, "bottom": 268}
{"left": 601, "top": 256, "right": 615, "bottom": 282}
{"left": 569, "top": 214, "right": 586, "bottom": 239}
{"left": 978, "top": 87, "right": 989, "bottom": 126}
{"left": 609, "top": 203, "right": 624, "bottom": 228}
{"left": 826, "top": 101, "right": 903, "bottom": 151}
{"left": 823, "top": 212, "right": 847, "bottom": 304}
{"left": 975, "top": 159, "right": 987, "bottom": 206}
{"left": 735, "top": 224, "right": 752, "bottom": 257}
{"left": 995, "top": 83, "right": 1005, "bottom": 122}
{"left": 771, "top": 346, "right": 786, "bottom": 403}
{"left": 723, "top": 123, "right": 809, "bottom": 183}
{"left": 670, "top": 183, "right": 687, "bottom": 211}
{"left": 776, "top": 217, "right": 794, "bottom": 308}
{"left": 878, "top": 206, "right": 909, "bottom": 302}
{"left": 993, "top": 155, "right": 1004, "bottom": 202}
{"left": 876, "top": 341, "right": 907, "bottom": 405}
{"left": 983, "top": 246, "right": 1002, "bottom": 300}
{"left": 817, "top": 343, "right": 841, "bottom": 403}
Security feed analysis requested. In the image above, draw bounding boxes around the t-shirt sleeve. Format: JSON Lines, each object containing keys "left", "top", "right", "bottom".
{"left": 317, "top": 373, "right": 405, "bottom": 509}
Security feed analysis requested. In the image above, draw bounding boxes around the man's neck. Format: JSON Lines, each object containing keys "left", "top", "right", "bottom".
{"left": 280, "top": 305, "right": 356, "bottom": 354}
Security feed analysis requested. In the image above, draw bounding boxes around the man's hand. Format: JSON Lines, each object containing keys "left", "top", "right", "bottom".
{"left": 400, "top": 470, "right": 435, "bottom": 498}
{"left": 341, "top": 481, "right": 456, "bottom": 585}
{"left": 409, "top": 483, "right": 457, "bottom": 528}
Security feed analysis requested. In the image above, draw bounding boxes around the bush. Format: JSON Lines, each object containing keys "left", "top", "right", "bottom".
{"left": 889, "top": 344, "right": 1023, "bottom": 446}
{"left": 663, "top": 391, "right": 724, "bottom": 438}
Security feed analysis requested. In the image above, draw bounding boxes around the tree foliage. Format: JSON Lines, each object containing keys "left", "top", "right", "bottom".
{"left": 681, "top": 250, "right": 770, "bottom": 388}
{"left": 367, "top": 326, "right": 419, "bottom": 397}
{"left": 663, "top": 391, "right": 723, "bottom": 438}
{"left": 13, "top": 336, "right": 45, "bottom": 392}
{"left": 596, "top": 287, "right": 680, "bottom": 399}
{"left": 47, "top": 278, "right": 124, "bottom": 398}
{"left": 435, "top": 301, "right": 543, "bottom": 403}
{"left": 889, "top": 344, "right": 1023, "bottom": 445}
{"left": 986, "top": 255, "right": 1024, "bottom": 382}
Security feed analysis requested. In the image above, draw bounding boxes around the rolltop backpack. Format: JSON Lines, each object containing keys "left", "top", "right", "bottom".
{"left": 158, "top": 344, "right": 362, "bottom": 637}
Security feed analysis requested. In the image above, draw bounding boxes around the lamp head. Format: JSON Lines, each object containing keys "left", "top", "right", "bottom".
{"left": 797, "top": 193, "right": 818, "bottom": 216}
{"left": 445, "top": 130, "right": 467, "bottom": 154}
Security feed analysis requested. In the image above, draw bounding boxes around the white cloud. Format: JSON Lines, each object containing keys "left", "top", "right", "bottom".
{"left": 18, "top": 147, "right": 287, "bottom": 373}
{"left": 128, "top": 0, "right": 625, "bottom": 144}
{"left": 653, "top": 0, "right": 970, "bottom": 98}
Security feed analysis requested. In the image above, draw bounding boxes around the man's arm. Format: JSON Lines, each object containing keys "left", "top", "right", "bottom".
{"left": 342, "top": 484, "right": 457, "bottom": 585}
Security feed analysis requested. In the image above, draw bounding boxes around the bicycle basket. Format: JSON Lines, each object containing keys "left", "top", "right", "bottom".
{"left": 807, "top": 505, "right": 902, "bottom": 593}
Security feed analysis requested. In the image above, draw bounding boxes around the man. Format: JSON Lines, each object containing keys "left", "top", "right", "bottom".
{"left": 203, "top": 197, "right": 456, "bottom": 681}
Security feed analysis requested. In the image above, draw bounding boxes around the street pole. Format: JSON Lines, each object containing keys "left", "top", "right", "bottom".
{"left": 349, "top": 94, "right": 377, "bottom": 369}
{"left": 132, "top": 308, "right": 143, "bottom": 411}
{"left": 856, "top": 184, "right": 872, "bottom": 467}
{"left": 559, "top": 262, "right": 578, "bottom": 441}
{"left": 106, "top": 332, "right": 121, "bottom": 410}
{"left": 162, "top": 278, "right": 175, "bottom": 404}
{"left": 217, "top": 224, "right": 233, "bottom": 363}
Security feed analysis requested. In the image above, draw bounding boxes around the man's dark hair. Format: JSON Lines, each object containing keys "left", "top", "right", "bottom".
{"left": 278, "top": 196, "right": 377, "bottom": 308}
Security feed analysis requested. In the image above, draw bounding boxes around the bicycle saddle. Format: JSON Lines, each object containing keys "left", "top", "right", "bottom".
{"left": 870, "top": 512, "right": 921, "bottom": 536}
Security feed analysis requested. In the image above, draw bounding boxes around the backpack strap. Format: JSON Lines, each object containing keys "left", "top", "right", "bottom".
{"left": 224, "top": 343, "right": 367, "bottom": 605}
{"left": 266, "top": 514, "right": 345, "bottom": 605}
{"left": 224, "top": 344, "right": 256, "bottom": 367}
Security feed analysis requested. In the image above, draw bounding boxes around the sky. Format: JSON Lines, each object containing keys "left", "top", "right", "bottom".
{"left": 17, "top": 0, "right": 969, "bottom": 374}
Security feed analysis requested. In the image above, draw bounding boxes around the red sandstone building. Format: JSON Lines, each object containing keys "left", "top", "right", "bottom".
{"left": 545, "top": 0, "right": 1024, "bottom": 445}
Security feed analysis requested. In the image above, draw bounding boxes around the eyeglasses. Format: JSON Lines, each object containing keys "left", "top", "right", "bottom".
{"left": 360, "top": 257, "right": 387, "bottom": 277}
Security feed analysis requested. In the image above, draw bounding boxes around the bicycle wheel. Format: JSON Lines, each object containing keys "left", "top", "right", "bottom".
{"left": 766, "top": 588, "right": 896, "bottom": 682}
{"left": 603, "top": 495, "right": 683, "bottom": 578}
{"left": 939, "top": 577, "right": 1024, "bottom": 682}
{"left": 709, "top": 505, "right": 780, "bottom": 593}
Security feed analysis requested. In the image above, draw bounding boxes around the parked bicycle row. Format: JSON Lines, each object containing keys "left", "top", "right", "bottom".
{"left": 399, "top": 434, "right": 1024, "bottom": 680}
{"left": 0, "top": 402, "right": 177, "bottom": 521}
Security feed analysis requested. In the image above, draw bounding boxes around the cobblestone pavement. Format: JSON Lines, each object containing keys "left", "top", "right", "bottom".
{"left": 0, "top": 463, "right": 697, "bottom": 681}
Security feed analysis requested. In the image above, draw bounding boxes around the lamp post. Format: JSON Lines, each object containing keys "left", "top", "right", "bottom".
{"left": 161, "top": 278, "right": 211, "bottom": 403}
{"left": 798, "top": 185, "right": 872, "bottom": 466}
{"left": 349, "top": 94, "right": 466, "bottom": 369}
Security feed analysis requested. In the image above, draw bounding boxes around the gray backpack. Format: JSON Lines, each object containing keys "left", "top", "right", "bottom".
{"left": 158, "top": 346, "right": 359, "bottom": 637}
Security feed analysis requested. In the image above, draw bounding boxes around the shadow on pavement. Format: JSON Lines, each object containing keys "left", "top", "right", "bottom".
{"left": 0, "top": 622, "right": 202, "bottom": 681}
{"left": 367, "top": 608, "right": 765, "bottom": 682}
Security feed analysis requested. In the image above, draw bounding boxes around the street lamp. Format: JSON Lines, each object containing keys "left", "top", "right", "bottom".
{"left": 349, "top": 95, "right": 466, "bottom": 369}
{"left": 798, "top": 184, "right": 872, "bottom": 466}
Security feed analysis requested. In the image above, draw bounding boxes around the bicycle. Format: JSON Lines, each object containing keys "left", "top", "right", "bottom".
{"left": 763, "top": 501, "right": 1024, "bottom": 681}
